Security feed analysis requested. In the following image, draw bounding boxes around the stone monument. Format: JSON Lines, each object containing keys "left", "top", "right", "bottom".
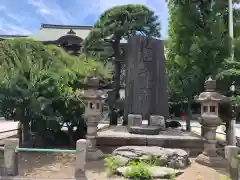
{"left": 124, "top": 35, "right": 169, "bottom": 134}
{"left": 124, "top": 35, "right": 169, "bottom": 122}
{"left": 82, "top": 77, "right": 105, "bottom": 160}
{"left": 195, "top": 77, "right": 229, "bottom": 167}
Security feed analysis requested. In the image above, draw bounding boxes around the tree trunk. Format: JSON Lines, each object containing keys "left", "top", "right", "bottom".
{"left": 226, "top": 120, "right": 230, "bottom": 143}
{"left": 21, "top": 119, "right": 30, "bottom": 144}
{"left": 186, "top": 97, "right": 192, "bottom": 132}
{"left": 109, "top": 39, "right": 121, "bottom": 125}
{"left": 226, "top": 107, "right": 238, "bottom": 145}
{"left": 75, "top": 120, "right": 87, "bottom": 139}
{"left": 67, "top": 126, "right": 75, "bottom": 146}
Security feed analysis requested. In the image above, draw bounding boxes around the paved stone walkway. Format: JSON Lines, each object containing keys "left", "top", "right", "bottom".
{"left": 0, "top": 120, "right": 18, "bottom": 145}
{"left": 176, "top": 159, "right": 228, "bottom": 180}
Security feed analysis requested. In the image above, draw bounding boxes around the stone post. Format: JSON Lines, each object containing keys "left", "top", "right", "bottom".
{"left": 75, "top": 139, "right": 87, "bottom": 180}
{"left": 4, "top": 138, "right": 19, "bottom": 176}
{"left": 225, "top": 145, "right": 240, "bottom": 180}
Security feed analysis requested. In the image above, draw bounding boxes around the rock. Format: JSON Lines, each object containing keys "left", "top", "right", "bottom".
{"left": 112, "top": 146, "right": 190, "bottom": 169}
{"left": 117, "top": 166, "right": 183, "bottom": 179}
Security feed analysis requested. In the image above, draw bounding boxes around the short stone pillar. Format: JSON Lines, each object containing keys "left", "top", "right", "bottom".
{"left": 4, "top": 138, "right": 19, "bottom": 176}
{"left": 225, "top": 145, "right": 240, "bottom": 180}
{"left": 195, "top": 78, "right": 229, "bottom": 167}
{"left": 128, "top": 114, "right": 142, "bottom": 126}
{"left": 75, "top": 139, "right": 87, "bottom": 179}
{"left": 149, "top": 115, "right": 165, "bottom": 129}
{"left": 82, "top": 77, "right": 105, "bottom": 161}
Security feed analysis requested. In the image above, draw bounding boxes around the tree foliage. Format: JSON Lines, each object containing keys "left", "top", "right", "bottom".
{"left": 166, "top": 0, "right": 240, "bottom": 130}
{"left": 0, "top": 39, "right": 110, "bottom": 146}
{"left": 167, "top": 0, "right": 233, "bottom": 100}
{"left": 83, "top": 4, "right": 161, "bottom": 53}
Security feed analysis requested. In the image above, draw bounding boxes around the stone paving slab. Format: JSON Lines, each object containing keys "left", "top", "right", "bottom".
{"left": 97, "top": 125, "right": 201, "bottom": 139}
{"left": 0, "top": 178, "right": 77, "bottom": 180}
{"left": 0, "top": 120, "right": 19, "bottom": 145}
{"left": 0, "top": 120, "right": 108, "bottom": 146}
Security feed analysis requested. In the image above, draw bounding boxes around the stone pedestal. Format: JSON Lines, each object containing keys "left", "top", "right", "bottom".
{"left": 86, "top": 135, "right": 104, "bottom": 160}
{"left": 196, "top": 126, "right": 227, "bottom": 167}
{"left": 85, "top": 114, "right": 104, "bottom": 161}
{"left": 127, "top": 114, "right": 165, "bottom": 135}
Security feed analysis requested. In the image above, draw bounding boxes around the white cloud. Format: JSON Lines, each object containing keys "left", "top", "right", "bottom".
{"left": 0, "top": 17, "right": 31, "bottom": 35}
{"left": 39, "top": 8, "right": 51, "bottom": 15}
{"left": 0, "top": 4, "right": 32, "bottom": 35}
{"left": 7, "top": 13, "right": 22, "bottom": 23}
{"left": 75, "top": 0, "right": 167, "bottom": 37}
{"left": 0, "top": 5, "right": 5, "bottom": 10}
{"left": 0, "top": 0, "right": 168, "bottom": 37}
{"left": 28, "top": 0, "right": 77, "bottom": 24}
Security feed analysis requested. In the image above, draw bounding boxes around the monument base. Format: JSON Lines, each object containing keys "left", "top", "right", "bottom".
{"left": 87, "top": 148, "right": 104, "bottom": 161}
{"left": 97, "top": 126, "right": 204, "bottom": 156}
{"left": 196, "top": 153, "right": 227, "bottom": 168}
{"left": 127, "top": 126, "right": 161, "bottom": 135}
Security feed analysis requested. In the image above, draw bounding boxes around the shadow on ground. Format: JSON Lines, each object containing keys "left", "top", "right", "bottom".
{"left": 17, "top": 152, "right": 75, "bottom": 178}
{"left": 10, "top": 152, "right": 110, "bottom": 179}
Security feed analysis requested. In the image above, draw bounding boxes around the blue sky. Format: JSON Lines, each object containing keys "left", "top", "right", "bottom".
{"left": 0, "top": 0, "right": 168, "bottom": 38}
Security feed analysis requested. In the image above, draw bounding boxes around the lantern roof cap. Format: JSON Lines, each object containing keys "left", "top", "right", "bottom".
{"left": 82, "top": 89, "right": 111, "bottom": 100}
{"left": 204, "top": 77, "right": 216, "bottom": 92}
{"left": 195, "top": 77, "right": 230, "bottom": 103}
{"left": 196, "top": 91, "right": 229, "bottom": 103}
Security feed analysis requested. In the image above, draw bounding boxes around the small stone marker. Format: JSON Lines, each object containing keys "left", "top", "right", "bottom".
{"left": 4, "top": 138, "right": 19, "bottom": 176}
{"left": 150, "top": 115, "right": 165, "bottom": 129}
{"left": 128, "top": 114, "right": 142, "bottom": 126}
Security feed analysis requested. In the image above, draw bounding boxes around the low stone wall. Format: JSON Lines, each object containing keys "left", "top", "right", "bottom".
{"left": 1, "top": 138, "right": 87, "bottom": 179}
{"left": 225, "top": 145, "right": 240, "bottom": 179}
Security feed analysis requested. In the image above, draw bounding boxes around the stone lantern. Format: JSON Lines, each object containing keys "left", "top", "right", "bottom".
{"left": 195, "top": 77, "right": 229, "bottom": 167}
{"left": 82, "top": 76, "right": 105, "bottom": 160}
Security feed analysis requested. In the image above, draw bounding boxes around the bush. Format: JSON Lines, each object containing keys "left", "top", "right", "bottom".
{"left": 104, "top": 156, "right": 122, "bottom": 176}
{"left": 125, "top": 161, "right": 152, "bottom": 180}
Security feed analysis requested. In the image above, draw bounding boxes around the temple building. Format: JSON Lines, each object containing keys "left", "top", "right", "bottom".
{"left": 0, "top": 24, "right": 96, "bottom": 56}
{"left": 0, "top": 24, "right": 127, "bottom": 56}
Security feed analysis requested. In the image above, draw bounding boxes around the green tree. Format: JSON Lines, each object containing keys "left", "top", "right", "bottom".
{"left": 0, "top": 39, "right": 110, "bottom": 146}
{"left": 83, "top": 4, "right": 161, "bottom": 125}
{"left": 166, "top": 0, "right": 235, "bottom": 131}
{"left": 0, "top": 39, "right": 71, "bottom": 144}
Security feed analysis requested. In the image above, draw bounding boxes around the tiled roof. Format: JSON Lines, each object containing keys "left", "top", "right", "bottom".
{"left": 0, "top": 24, "right": 127, "bottom": 43}
{"left": 0, "top": 35, "right": 28, "bottom": 40}
{"left": 29, "top": 24, "right": 92, "bottom": 42}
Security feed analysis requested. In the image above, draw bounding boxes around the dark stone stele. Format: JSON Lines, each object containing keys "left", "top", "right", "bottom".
{"left": 124, "top": 35, "right": 169, "bottom": 121}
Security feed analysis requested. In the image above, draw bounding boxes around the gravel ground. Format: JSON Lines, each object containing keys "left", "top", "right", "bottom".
{"left": 176, "top": 159, "right": 229, "bottom": 180}
{"left": 0, "top": 152, "right": 228, "bottom": 180}
{"left": 2, "top": 152, "right": 124, "bottom": 180}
